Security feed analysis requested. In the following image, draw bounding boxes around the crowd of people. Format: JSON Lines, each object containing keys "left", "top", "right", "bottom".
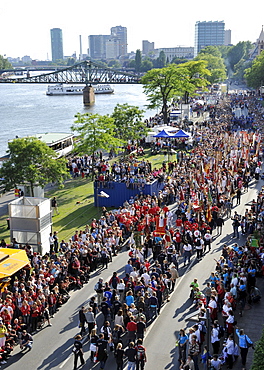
{"left": 0, "top": 89, "right": 264, "bottom": 369}
{"left": 180, "top": 209, "right": 263, "bottom": 370}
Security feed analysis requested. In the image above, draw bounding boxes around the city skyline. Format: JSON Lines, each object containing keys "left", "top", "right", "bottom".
{"left": 0, "top": 0, "right": 263, "bottom": 60}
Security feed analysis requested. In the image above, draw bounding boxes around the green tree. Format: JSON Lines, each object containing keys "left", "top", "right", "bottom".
{"left": 54, "top": 59, "right": 67, "bottom": 66}
{"left": 227, "top": 41, "right": 252, "bottom": 73}
{"left": 157, "top": 51, "right": 166, "bottom": 68}
{"left": 0, "top": 138, "right": 68, "bottom": 196}
{"left": 0, "top": 55, "right": 13, "bottom": 70}
{"left": 251, "top": 327, "right": 264, "bottom": 370}
{"left": 141, "top": 59, "right": 153, "bottom": 72}
{"left": 217, "top": 45, "right": 232, "bottom": 59}
{"left": 111, "top": 103, "right": 148, "bottom": 142}
{"left": 195, "top": 53, "right": 226, "bottom": 84}
{"left": 199, "top": 45, "right": 222, "bottom": 58}
{"left": 179, "top": 60, "right": 211, "bottom": 103}
{"left": 108, "top": 60, "right": 121, "bottom": 69}
{"left": 245, "top": 51, "right": 264, "bottom": 89}
{"left": 141, "top": 61, "right": 210, "bottom": 121}
{"left": 135, "top": 49, "right": 142, "bottom": 72}
{"left": 170, "top": 57, "right": 189, "bottom": 65}
{"left": 72, "top": 113, "right": 123, "bottom": 178}
{"left": 126, "top": 59, "right": 136, "bottom": 69}
{"left": 233, "top": 59, "right": 252, "bottom": 81}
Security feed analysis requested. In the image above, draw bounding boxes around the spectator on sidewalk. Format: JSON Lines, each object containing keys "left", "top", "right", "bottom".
{"left": 236, "top": 327, "right": 253, "bottom": 370}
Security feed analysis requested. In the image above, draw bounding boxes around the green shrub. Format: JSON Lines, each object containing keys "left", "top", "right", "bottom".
{"left": 251, "top": 327, "right": 264, "bottom": 370}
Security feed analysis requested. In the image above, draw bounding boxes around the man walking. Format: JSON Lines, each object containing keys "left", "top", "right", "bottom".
{"left": 78, "top": 306, "right": 87, "bottom": 336}
{"left": 125, "top": 341, "right": 137, "bottom": 370}
{"left": 73, "top": 334, "right": 85, "bottom": 369}
{"left": 94, "top": 278, "right": 104, "bottom": 307}
{"left": 135, "top": 338, "right": 147, "bottom": 370}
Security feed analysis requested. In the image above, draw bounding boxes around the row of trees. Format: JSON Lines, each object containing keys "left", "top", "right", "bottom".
{"left": 0, "top": 55, "right": 13, "bottom": 70}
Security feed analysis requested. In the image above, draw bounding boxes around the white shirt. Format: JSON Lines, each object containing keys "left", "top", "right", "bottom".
{"left": 211, "top": 327, "right": 219, "bottom": 343}
{"left": 208, "top": 299, "right": 217, "bottom": 311}
{"left": 226, "top": 338, "right": 235, "bottom": 355}
{"left": 141, "top": 272, "right": 151, "bottom": 285}
{"left": 183, "top": 244, "right": 192, "bottom": 252}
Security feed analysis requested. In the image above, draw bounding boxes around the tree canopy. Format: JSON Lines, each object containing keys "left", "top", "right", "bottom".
{"left": 141, "top": 61, "right": 210, "bottom": 122}
{"left": 135, "top": 49, "right": 142, "bottom": 72}
{"left": 0, "top": 55, "right": 13, "bottom": 70}
{"left": 0, "top": 138, "right": 68, "bottom": 196}
{"left": 226, "top": 41, "right": 252, "bottom": 73}
{"left": 195, "top": 52, "right": 226, "bottom": 84}
{"left": 245, "top": 51, "right": 264, "bottom": 89}
{"left": 111, "top": 103, "right": 148, "bottom": 142}
{"left": 72, "top": 113, "right": 123, "bottom": 176}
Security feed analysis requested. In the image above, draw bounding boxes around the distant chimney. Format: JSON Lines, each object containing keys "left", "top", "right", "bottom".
{"left": 79, "top": 35, "right": 83, "bottom": 61}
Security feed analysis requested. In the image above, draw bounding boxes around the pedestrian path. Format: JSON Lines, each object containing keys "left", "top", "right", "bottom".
{"left": 232, "top": 277, "right": 264, "bottom": 370}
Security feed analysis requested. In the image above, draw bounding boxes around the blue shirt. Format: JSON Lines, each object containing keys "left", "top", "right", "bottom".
{"left": 178, "top": 334, "right": 188, "bottom": 344}
{"left": 104, "top": 291, "right": 112, "bottom": 306}
{"left": 125, "top": 264, "right": 133, "bottom": 275}
{"left": 236, "top": 330, "right": 253, "bottom": 348}
{"left": 125, "top": 295, "right": 134, "bottom": 307}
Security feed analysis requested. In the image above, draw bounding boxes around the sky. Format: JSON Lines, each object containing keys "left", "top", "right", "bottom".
{"left": 0, "top": 0, "right": 263, "bottom": 60}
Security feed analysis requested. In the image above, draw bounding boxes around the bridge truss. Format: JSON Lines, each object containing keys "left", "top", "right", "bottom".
{"left": 0, "top": 60, "right": 141, "bottom": 84}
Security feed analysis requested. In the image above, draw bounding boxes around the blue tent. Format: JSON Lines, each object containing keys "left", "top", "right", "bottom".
{"left": 154, "top": 129, "right": 171, "bottom": 138}
{"left": 171, "top": 129, "right": 190, "bottom": 138}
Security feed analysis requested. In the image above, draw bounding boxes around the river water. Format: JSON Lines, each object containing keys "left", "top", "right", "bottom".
{"left": 0, "top": 83, "right": 156, "bottom": 157}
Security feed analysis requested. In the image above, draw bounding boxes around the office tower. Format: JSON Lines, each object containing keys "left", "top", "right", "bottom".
{"left": 194, "top": 21, "right": 225, "bottom": 56}
{"left": 50, "top": 28, "right": 64, "bottom": 62}
{"left": 111, "top": 26, "right": 127, "bottom": 56}
{"left": 142, "top": 40, "right": 155, "bottom": 55}
{"left": 89, "top": 35, "right": 109, "bottom": 59}
{"left": 105, "top": 38, "right": 120, "bottom": 59}
{"left": 224, "top": 30, "right": 232, "bottom": 45}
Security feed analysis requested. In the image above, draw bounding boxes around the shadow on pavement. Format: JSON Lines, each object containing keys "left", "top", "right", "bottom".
{"left": 37, "top": 337, "right": 73, "bottom": 370}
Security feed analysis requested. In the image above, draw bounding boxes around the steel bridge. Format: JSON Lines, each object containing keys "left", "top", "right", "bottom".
{"left": 0, "top": 60, "right": 141, "bottom": 85}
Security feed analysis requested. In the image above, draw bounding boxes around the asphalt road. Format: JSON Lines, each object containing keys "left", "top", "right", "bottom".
{"left": 4, "top": 177, "right": 261, "bottom": 370}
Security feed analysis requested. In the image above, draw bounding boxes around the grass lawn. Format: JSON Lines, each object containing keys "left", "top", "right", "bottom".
{"left": 0, "top": 148, "right": 178, "bottom": 244}
{"left": 45, "top": 178, "right": 97, "bottom": 242}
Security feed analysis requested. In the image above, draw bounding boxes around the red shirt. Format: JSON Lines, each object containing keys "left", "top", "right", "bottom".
{"left": 174, "top": 232, "right": 181, "bottom": 243}
{"left": 176, "top": 219, "right": 182, "bottom": 227}
{"left": 127, "top": 321, "right": 137, "bottom": 332}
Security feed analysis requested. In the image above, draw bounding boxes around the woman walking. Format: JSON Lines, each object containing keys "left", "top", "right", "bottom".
{"left": 236, "top": 327, "right": 253, "bottom": 370}
{"left": 115, "top": 342, "right": 124, "bottom": 370}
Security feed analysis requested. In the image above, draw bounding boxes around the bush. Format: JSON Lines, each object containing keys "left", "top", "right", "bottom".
{"left": 251, "top": 326, "right": 264, "bottom": 370}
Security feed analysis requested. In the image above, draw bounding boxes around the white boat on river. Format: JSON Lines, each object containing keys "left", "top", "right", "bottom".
{"left": 46, "top": 84, "right": 114, "bottom": 96}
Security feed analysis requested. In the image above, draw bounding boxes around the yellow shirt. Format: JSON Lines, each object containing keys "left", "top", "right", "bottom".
{"left": 0, "top": 325, "right": 7, "bottom": 338}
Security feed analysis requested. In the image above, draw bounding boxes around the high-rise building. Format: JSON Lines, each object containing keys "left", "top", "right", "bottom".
{"left": 105, "top": 38, "right": 120, "bottom": 59}
{"left": 142, "top": 40, "right": 155, "bottom": 55}
{"left": 194, "top": 21, "right": 225, "bottom": 56}
{"left": 89, "top": 35, "right": 109, "bottom": 59}
{"left": 110, "top": 26, "right": 127, "bottom": 57}
{"left": 50, "top": 28, "right": 64, "bottom": 62}
{"left": 224, "top": 30, "right": 232, "bottom": 46}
